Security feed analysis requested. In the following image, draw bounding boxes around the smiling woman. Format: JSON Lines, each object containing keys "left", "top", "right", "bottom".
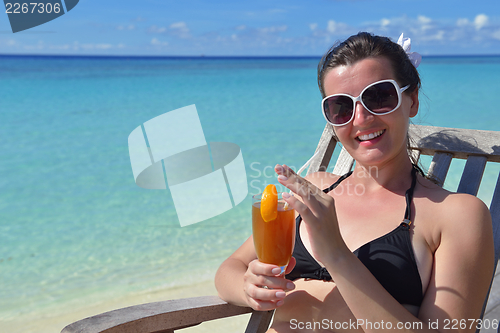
{"left": 215, "top": 32, "right": 495, "bottom": 333}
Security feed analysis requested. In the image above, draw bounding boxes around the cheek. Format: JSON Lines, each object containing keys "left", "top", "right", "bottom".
{"left": 332, "top": 126, "right": 349, "bottom": 141}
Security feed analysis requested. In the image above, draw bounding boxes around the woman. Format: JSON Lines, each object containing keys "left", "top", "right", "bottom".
{"left": 215, "top": 32, "right": 494, "bottom": 332}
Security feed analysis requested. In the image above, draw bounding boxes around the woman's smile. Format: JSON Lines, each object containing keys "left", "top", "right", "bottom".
{"left": 355, "top": 129, "right": 385, "bottom": 143}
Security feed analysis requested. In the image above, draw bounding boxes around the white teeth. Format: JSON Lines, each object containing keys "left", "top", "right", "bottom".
{"left": 357, "top": 130, "right": 384, "bottom": 141}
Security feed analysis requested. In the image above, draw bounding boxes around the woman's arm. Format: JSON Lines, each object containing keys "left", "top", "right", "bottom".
{"left": 418, "top": 194, "right": 494, "bottom": 330}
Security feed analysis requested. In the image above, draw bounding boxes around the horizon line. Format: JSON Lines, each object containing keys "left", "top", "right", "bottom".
{"left": 1, "top": 53, "right": 500, "bottom": 59}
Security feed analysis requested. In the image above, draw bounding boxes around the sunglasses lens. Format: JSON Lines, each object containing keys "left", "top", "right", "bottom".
{"left": 362, "top": 82, "right": 399, "bottom": 114}
{"left": 323, "top": 95, "right": 353, "bottom": 125}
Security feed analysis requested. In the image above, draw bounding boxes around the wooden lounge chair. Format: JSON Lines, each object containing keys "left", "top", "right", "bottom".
{"left": 61, "top": 124, "right": 500, "bottom": 333}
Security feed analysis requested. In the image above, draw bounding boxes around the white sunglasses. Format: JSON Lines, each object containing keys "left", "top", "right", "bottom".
{"left": 322, "top": 79, "right": 410, "bottom": 126}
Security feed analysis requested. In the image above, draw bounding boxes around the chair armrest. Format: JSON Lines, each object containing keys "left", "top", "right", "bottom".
{"left": 61, "top": 296, "right": 253, "bottom": 333}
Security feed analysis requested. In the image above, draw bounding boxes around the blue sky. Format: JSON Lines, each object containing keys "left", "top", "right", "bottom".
{"left": 1, "top": 0, "right": 499, "bottom": 56}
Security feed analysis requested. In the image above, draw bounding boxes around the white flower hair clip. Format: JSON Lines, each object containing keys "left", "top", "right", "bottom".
{"left": 397, "top": 33, "right": 422, "bottom": 68}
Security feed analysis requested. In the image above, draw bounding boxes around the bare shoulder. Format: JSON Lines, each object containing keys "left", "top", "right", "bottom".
{"left": 416, "top": 175, "right": 493, "bottom": 249}
{"left": 304, "top": 171, "right": 341, "bottom": 191}
{"left": 440, "top": 190, "right": 492, "bottom": 244}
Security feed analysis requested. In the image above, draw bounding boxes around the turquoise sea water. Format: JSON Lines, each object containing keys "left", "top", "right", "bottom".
{"left": 1, "top": 55, "right": 500, "bottom": 327}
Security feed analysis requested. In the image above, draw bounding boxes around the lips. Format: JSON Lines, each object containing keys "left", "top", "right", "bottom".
{"left": 356, "top": 129, "right": 385, "bottom": 142}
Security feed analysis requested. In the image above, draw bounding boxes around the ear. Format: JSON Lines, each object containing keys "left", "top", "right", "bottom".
{"left": 409, "top": 89, "right": 419, "bottom": 118}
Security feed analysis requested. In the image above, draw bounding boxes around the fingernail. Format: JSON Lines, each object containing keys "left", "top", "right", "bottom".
{"left": 282, "top": 192, "right": 291, "bottom": 199}
{"left": 276, "top": 300, "right": 284, "bottom": 307}
{"left": 286, "top": 282, "right": 295, "bottom": 290}
{"left": 272, "top": 267, "right": 282, "bottom": 275}
{"left": 275, "top": 291, "right": 286, "bottom": 298}
{"left": 278, "top": 175, "right": 288, "bottom": 181}
{"left": 275, "top": 165, "right": 283, "bottom": 173}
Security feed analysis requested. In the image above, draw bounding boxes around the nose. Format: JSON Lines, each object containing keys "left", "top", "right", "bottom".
{"left": 352, "top": 101, "right": 374, "bottom": 126}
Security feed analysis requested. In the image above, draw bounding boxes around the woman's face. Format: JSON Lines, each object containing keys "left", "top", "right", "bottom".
{"left": 322, "top": 57, "right": 419, "bottom": 168}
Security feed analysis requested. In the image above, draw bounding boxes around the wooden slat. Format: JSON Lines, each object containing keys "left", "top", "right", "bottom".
{"left": 490, "top": 171, "right": 500, "bottom": 264}
{"left": 409, "top": 125, "right": 500, "bottom": 162}
{"left": 307, "top": 124, "right": 337, "bottom": 175}
{"left": 60, "top": 296, "right": 252, "bottom": 333}
{"left": 427, "top": 152, "right": 453, "bottom": 187}
{"left": 245, "top": 310, "right": 274, "bottom": 333}
{"left": 457, "top": 155, "right": 488, "bottom": 195}
{"left": 477, "top": 171, "right": 500, "bottom": 332}
{"left": 333, "top": 146, "right": 354, "bottom": 175}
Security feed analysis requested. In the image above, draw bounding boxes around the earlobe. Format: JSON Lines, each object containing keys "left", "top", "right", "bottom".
{"left": 409, "top": 90, "right": 419, "bottom": 118}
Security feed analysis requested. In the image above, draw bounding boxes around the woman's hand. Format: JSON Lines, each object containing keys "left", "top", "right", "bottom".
{"left": 275, "top": 164, "right": 348, "bottom": 263}
{"left": 242, "top": 257, "right": 296, "bottom": 311}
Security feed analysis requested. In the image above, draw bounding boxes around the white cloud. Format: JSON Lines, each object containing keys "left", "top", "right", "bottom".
{"left": 455, "top": 15, "right": 489, "bottom": 30}
{"left": 151, "top": 38, "right": 168, "bottom": 46}
{"left": 148, "top": 25, "right": 167, "bottom": 33}
{"left": 474, "top": 14, "right": 489, "bottom": 30}
{"left": 416, "top": 15, "right": 434, "bottom": 32}
{"left": 417, "top": 16, "right": 432, "bottom": 25}
{"left": 148, "top": 22, "right": 191, "bottom": 39}
{"left": 170, "top": 22, "right": 188, "bottom": 30}
{"left": 78, "top": 43, "right": 113, "bottom": 50}
{"left": 107, "top": 12, "right": 500, "bottom": 56}
{"left": 327, "top": 20, "right": 336, "bottom": 33}
{"left": 493, "top": 30, "right": 500, "bottom": 41}
{"left": 258, "top": 25, "right": 287, "bottom": 33}
{"left": 421, "top": 30, "right": 445, "bottom": 42}
{"left": 356, "top": 13, "right": 500, "bottom": 54}
{"left": 169, "top": 21, "right": 191, "bottom": 38}
{"left": 268, "top": 8, "right": 286, "bottom": 14}
{"left": 326, "top": 20, "right": 350, "bottom": 34}
{"left": 117, "top": 24, "right": 135, "bottom": 31}
{"left": 457, "top": 18, "right": 469, "bottom": 27}
{"left": 2, "top": 39, "right": 128, "bottom": 53}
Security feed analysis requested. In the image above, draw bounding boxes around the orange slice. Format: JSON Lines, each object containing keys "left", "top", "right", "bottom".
{"left": 261, "top": 184, "right": 278, "bottom": 222}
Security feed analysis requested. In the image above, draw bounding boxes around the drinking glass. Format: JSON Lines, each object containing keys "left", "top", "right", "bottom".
{"left": 252, "top": 191, "right": 296, "bottom": 276}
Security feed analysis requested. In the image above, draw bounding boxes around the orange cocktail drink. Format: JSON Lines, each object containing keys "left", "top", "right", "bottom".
{"left": 252, "top": 188, "right": 295, "bottom": 270}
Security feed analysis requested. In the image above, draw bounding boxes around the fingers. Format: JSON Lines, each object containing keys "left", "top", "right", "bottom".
{"left": 275, "top": 164, "right": 327, "bottom": 203}
{"left": 275, "top": 164, "right": 326, "bottom": 217}
{"left": 244, "top": 284, "right": 286, "bottom": 310}
{"left": 281, "top": 192, "right": 311, "bottom": 219}
{"left": 244, "top": 260, "right": 295, "bottom": 311}
{"left": 276, "top": 164, "right": 321, "bottom": 199}
{"left": 247, "top": 260, "right": 295, "bottom": 290}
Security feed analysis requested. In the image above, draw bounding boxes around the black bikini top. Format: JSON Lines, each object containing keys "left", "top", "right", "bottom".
{"left": 286, "top": 166, "right": 424, "bottom": 307}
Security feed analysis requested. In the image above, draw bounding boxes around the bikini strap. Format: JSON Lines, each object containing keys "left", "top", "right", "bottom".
{"left": 323, "top": 171, "right": 353, "bottom": 194}
{"left": 323, "top": 166, "right": 417, "bottom": 225}
{"left": 402, "top": 165, "right": 418, "bottom": 226}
